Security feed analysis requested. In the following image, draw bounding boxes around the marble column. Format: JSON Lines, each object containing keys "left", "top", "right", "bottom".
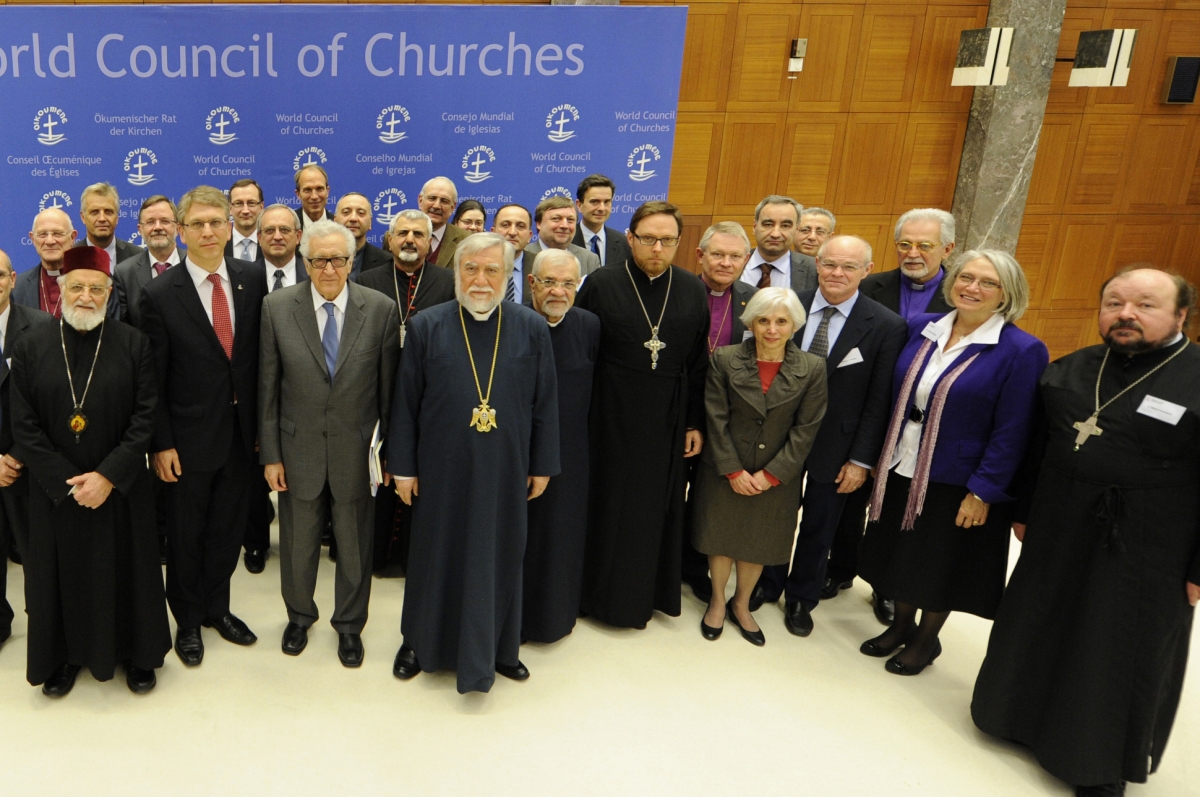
{"left": 952, "top": 0, "right": 1067, "bottom": 253}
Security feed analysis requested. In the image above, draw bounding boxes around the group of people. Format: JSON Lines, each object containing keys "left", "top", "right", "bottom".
{"left": 1, "top": 166, "right": 1197, "bottom": 797}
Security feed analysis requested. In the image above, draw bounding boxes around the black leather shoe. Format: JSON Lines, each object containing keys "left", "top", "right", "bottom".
{"left": 126, "top": 665, "right": 156, "bottom": 694}
{"left": 783, "top": 601, "right": 814, "bottom": 637}
{"left": 872, "top": 591, "right": 895, "bottom": 625}
{"left": 328, "top": 538, "right": 338, "bottom": 562}
{"left": 496, "top": 660, "right": 530, "bottom": 681}
{"left": 885, "top": 639, "right": 942, "bottom": 676}
{"left": 202, "top": 613, "right": 257, "bottom": 646}
{"left": 338, "top": 633, "right": 364, "bottom": 668}
{"left": 726, "top": 598, "right": 765, "bottom": 646}
{"left": 0, "top": 626, "right": 11, "bottom": 647}
{"left": 700, "top": 607, "right": 725, "bottom": 641}
{"left": 42, "top": 663, "right": 82, "bottom": 697}
{"left": 860, "top": 626, "right": 913, "bottom": 657}
{"left": 243, "top": 548, "right": 266, "bottom": 574}
{"left": 1075, "top": 782, "right": 1126, "bottom": 797}
{"left": 820, "top": 577, "right": 854, "bottom": 600}
{"left": 688, "top": 579, "right": 713, "bottom": 604}
{"left": 392, "top": 643, "right": 420, "bottom": 679}
{"left": 747, "top": 583, "right": 769, "bottom": 612}
{"left": 175, "top": 627, "right": 204, "bottom": 666}
{"left": 281, "top": 622, "right": 308, "bottom": 656}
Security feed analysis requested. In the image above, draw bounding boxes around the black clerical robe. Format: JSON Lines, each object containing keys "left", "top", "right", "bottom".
{"left": 574, "top": 263, "right": 709, "bottom": 628}
{"left": 972, "top": 339, "right": 1200, "bottom": 788}
{"left": 522, "top": 307, "right": 601, "bottom": 643}
{"left": 389, "top": 300, "right": 559, "bottom": 693}
{"left": 10, "top": 319, "right": 170, "bottom": 685}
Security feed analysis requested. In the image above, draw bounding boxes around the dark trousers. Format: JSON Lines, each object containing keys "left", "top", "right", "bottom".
{"left": 371, "top": 487, "right": 411, "bottom": 574}
{"left": 165, "top": 427, "right": 253, "bottom": 630}
{"left": 759, "top": 480, "right": 848, "bottom": 609}
{"left": 1, "top": 522, "right": 12, "bottom": 636}
{"left": 153, "top": 477, "right": 169, "bottom": 549}
{"left": 828, "top": 476, "right": 872, "bottom": 585}
{"left": 0, "top": 481, "right": 31, "bottom": 636}
{"left": 680, "top": 458, "right": 710, "bottom": 590}
{"left": 243, "top": 475, "right": 274, "bottom": 552}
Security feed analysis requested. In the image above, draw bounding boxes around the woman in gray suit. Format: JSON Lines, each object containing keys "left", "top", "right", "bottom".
{"left": 692, "top": 287, "right": 827, "bottom": 645}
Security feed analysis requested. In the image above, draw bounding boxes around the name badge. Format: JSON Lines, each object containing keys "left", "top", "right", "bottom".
{"left": 1136, "top": 395, "right": 1186, "bottom": 426}
{"left": 838, "top": 347, "right": 864, "bottom": 368}
{"left": 920, "top": 322, "right": 941, "bottom": 342}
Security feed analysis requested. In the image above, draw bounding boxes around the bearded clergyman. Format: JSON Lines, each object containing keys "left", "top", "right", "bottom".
{"left": 10, "top": 246, "right": 170, "bottom": 697}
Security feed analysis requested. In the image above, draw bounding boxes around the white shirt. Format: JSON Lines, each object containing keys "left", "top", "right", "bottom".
{"left": 90, "top": 237, "right": 118, "bottom": 270}
{"left": 580, "top": 225, "right": 606, "bottom": 266}
{"left": 267, "top": 257, "right": 299, "bottom": 293}
{"left": 149, "top": 247, "right": 181, "bottom": 277}
{"left": 509, "top": 253, "right": 524, "bottom": 304}
{"left": 430, "top": 224, "right": 446, "bottom": 251}
{"left": 891, "top": 311, "right": 1005, "bottom": 478}
{"left": 185, "top": 259, "right": 236, "bottom": 330}
{"left": 312, "top": 282, "right": 348, "bottom": 341}
{"left": 0, "top": 303, "right": 11, "bottom": 356}
{"left": 232, "top": 230, "right": 259, "bottom": 261}
{"left": 801, "top": 290, "right": 858, "bottom": 354}
{"left": 741, "top": 249, "right": 791, "bottom": 289}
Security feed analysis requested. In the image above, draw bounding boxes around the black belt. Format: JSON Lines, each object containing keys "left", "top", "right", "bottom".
{"left": 908, "top": 405, "right": 924, "bottom": 424}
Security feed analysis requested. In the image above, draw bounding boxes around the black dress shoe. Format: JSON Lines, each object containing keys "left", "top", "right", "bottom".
{"left": 688, "top": 579, "right": 713, "bottom": 604}
{"left": 0, "top": 626, "right": 11, "bottom": 647}
{"left": 328, "top": 538, "right": 338, "bottom": 562}
{"left": 281, "top": 622, "right": 309, "bottom": 656}
{"left": 1075, "top": 782, "right": 1126, "bottom": 797}
{"left": 885, "top": 639, "right": 942, "bottom": 676}
{"left": 175, "top": 627, "right": 204, "bottom": 666}
{"left": 726, "top": 598, "right": 765, "bottom": 646}
{"left": 202, "top": 613, "right": 257, "bottom": 646}
{"left": 42, "top": 663, "right": 82, "bottom": 697}
{"left": 337, "top": 633, "right": 364, "bottom": 667}
{"left": 872, "top": 591, "right": 895, "bottom": 625}
{"left": 495, "top": 660, "right": 530, "bottom": 681}
{"left": 783, "top": 601, "right": 814, "bottom": 637}
{"left": 747, "top": 583, "right": 768, "bottom": 612}
{"left": 699, "top": 607, "right": 725, "bottom": 641}
{"left": 820, "top": 577, "right": 853, "bottom": 600}
{"left": 392, "top": 643, "right": 420, "bottom": 679}
{"left": 126, "top": 665, "right": 156, "bottom": 694}
{"left": 860, "top": 626, "right": 914, "bottom": 657}
{"left": 243, "top": 548, "right": 266, "bottom": 574}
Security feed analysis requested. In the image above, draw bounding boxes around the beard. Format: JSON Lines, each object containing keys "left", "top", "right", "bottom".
{"left": 541, "top": 298, "right": 570, "bottom": 320}
{"left": 397, "top": 246, "right": 422, "bottom": 265}
{"left": 1104, "top": 320, "right": 1165, "bottom": 355}
{"left": 63, "top": 302, "right": 105, "bottom": 332}
{"left": 456, "top": 283, "right": 498, "bottom": 315}
{"left": 899, "top": 260, "right": 934, "bottom": 280}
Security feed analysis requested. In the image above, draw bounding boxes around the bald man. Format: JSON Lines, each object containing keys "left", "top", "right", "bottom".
{"left": 15, "top": 209, "right": 119, "bottom": 320}
{"left": 417, "top": 177, "right": 468, "bottom": 268}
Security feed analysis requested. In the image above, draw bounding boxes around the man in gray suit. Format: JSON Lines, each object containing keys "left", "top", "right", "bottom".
{"left": 259, "top": 220, "right": 400, "bottom": 668}
{"left": 113, "top": 195, "right": 186, "bottom": 327}
{"left": 522, "top": 196, "right": 601, "bottom": 307}
{"left": 740, "top": 195, "right": 818, "bottom": 296}
{"left": 72, "top": 182, "right": 144, "bottom": 268}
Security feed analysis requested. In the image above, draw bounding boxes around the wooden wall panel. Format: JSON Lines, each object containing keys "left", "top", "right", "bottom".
{"left": 1033, "top": 310, "right": 1099, "bottom": 360}
{"left": 678, "top": 4, "right": 738, "bottom": 113}
{"left": 834, "top": 114, "right": 907, "bottom": 213}
{"left": 1122, "top": 117, "right": 1197, "bottom": 212}
{"left": 1025, "top": 115, "right": 1082, "bottom": 215}
{"left": 912, "top": 4, "right": 989, "bottom": 113}
{"left": 1043, "top": 217, "right": 1117, "bottom": 310}
{"left": 1147, "top": 13, "right": 1200, "bottom": 116}
{"left": 791, "top": 4, "right": 862, "bottom": 113}
{"left": 1063, "top": 116, "right": 1138, "bottom": 213}
{"left": 713, "top": 113, "right": 787, "bottom": 215}
{"left": 1086, "top": 9, "right": 1162, "bottom": 114}
{"left": 727, "top": 6, "right": 802, "bottom": 111}
{"left": 836, "top": 215, "right": 898, "bottom": 272}
{"left": 1014, "top": 217, "right": 1059, "bottom": 307}
{"left": 679, "top": 215, "right": 713, "bottom": 276}
{"left": 669, "top": 114, "right": 725, "bottom": 214}
{"left": 895, "top": 114, "right": 968, "bottom": 209}
{"left": 850, "top": 6, "right": 925, "bottom": 112}
{"left": 1106, "top": 217, "right": 1175, "bottom": 272}
{"left": 779, "top": 113, "right": 847, "bottom": 206}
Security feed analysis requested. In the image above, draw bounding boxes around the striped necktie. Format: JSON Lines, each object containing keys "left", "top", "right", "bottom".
{"left": 757, "top": 263, "right": 773, "bottom": 289}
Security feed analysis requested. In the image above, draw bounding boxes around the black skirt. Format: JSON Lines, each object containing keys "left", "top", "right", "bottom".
{"left": 857, "top": 473, "right": 1012, "bottom": 619}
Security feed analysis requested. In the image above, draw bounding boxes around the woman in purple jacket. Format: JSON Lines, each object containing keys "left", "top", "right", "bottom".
{"left": 857, "top": 249, "right": 1048, "bottom": 676}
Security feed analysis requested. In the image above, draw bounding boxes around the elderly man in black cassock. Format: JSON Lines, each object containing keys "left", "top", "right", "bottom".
{"left": 972, "top": 267, "right": 1200, "bottom": 797}
{"left": 11, "top": 247, "right": 170, "bottom": 696}
{"left": 522, "top": 248, "right": 600, "bottom": 644}
{"left": 575, "top": 201, "right": 709, "bottom": 629}
{"left": 388, "top": 232, "right": 559, "bottom": 694}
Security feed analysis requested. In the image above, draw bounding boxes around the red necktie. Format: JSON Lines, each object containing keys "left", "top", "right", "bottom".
{"left": 153, "top": 262, "right": 169, "bottom": 276}
{"left": 757, "top": 263, "right": 773, "bottom": 289}
{"left": 207, "top": 273, "right": 234, "bottom": 359}
{"left": 428, "top": 234, "right": 442, "bottom": 265}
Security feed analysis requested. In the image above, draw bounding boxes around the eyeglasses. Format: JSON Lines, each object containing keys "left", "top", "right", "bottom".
{"left": 460, "top": 263, "right": 505, "bottom": 279}
{"left": 141, "top": 218, "right": 177, "bottom": 228}
{"left": 307, "top": 256, "right": 350, "bottom": 271}
{"left": 897, "top": 240, "right": 941, "bottom": 254}
{"left": 798, "top": 227, "right": 831, "bottom": 237}
{"left": 33, "top": 231, "right": 69, "bottom": 241}
{"left": 261, "top": 226, "right": 295, "bottom": 237}
{"left": 632, "top": 234, "right": 680, "bottom": 248}
{"left": 231, "top": 200, "right": 262, "bottom": 209}
{"left": 64, "top": 284, "right": 109, "bottom": 297}
{"left": 816, "top": 262, "right": 863, "bottom": 273}
{"left": 531, "top": 276, "right": 579, "bottom": 291}
{"left": 955, "top": 273, "right": 1001, "bottom": 292}
{"left": 183, "top": 219, "right": 230, "bottom": 233}
{"left": 421, "top": 195, "right": 454, "bottom": 208}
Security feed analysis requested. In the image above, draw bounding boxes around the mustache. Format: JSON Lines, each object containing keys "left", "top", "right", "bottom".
{"left": 1109, "top": 319, "right": 1142, "bottom": 331}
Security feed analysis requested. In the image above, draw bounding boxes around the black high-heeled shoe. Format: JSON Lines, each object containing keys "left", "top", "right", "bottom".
{"left": 885, "top": 639, "right": 942, "bottom": 676}
{"left": 859, "top": 625, "right": 915, "bottom": 657}
{"left": 726, "top": 598, "right": 765, "bottom": 646}
{"left": 700, "top": 606, "right": 724, "bottom": 641}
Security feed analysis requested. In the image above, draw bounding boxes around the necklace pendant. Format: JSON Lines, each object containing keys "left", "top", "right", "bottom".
{"left": 68, "top": 410, "right": 88, "bottom": 436}
{"left": 470, "top": 401, "right": 497, "bottom": 433}
{"left": 1072, "top": 413, "right": 1102, "bottom": 451}
{"left": 644, "top": 332, "right": 666, "bottom": 370}
{"left": 399, "top": 323, "right": 407, "bottom": 348}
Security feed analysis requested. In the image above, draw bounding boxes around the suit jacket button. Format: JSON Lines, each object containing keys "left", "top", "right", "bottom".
{"left": 758, "top": 443, "right": 765, "bottom": 449}
{"left": 756, "top": 420, "right": 763, "bottom": 425}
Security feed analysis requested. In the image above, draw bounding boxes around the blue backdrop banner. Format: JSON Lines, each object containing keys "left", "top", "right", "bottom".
{"left": 0, "top": 4, "right": 686, "bottom": 267}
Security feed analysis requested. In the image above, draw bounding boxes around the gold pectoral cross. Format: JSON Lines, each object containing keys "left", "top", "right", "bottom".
{"left": 1072, "top": 414, "right": 1102, "bottom": 450}
{"left": 470, "top": 401, "right": 497, "bottom": 433}
{"left": 644, "top": 330, "right": 666, "bottom": 370}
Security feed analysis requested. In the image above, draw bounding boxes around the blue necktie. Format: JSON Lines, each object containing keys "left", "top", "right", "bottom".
{"left": 589, "top": 234, "right": 601, "bottom": 255}
{"left": 322, "top": 302, "right": 339, "bottom": 377}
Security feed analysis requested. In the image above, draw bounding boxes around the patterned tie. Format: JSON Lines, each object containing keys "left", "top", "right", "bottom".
{"left": 272, "top": 269, "right": 285, "bottom": 293}
{"left": 322, "top": 302, "right": 339, "bottom": 377}
{"left": 808, "top": 306, "right": 837, "bottom": 359}
{"left": 153, "top": 262, "right": 169, "bottom": 276}
{"left": 590, "top": 233, "right": 601, "bottom": 257}
{"left": 504, "top": 275, "right": 516, "bottom": 302}
{"left": 428, "top": 235, "right": 442, "bottom": 265}
{"left": 757, "top": 263, "right": 773, "bottom": 289}
{"left": 207, "top": 273, "right": 234, "bottom": 360}
{"left": 240, "top": 239, "right": 253, "bottom": 261}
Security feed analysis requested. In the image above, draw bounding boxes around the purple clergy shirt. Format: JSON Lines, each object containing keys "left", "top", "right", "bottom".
{"left": 706, "top": 288, "right": 734, "bottom": 351}
{"left": 898, "top": 267, "right": 945, "bottom": 321}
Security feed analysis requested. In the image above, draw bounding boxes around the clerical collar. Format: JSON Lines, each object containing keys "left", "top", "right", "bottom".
{"left": 700, "top": 275, "right": 728, "bottom": 296}
{"left": 547, "top": 314, "right": 565, "bottom": 328}
{"left": 45, "top": 268, "right": 61, "bottom": 276}
{"left": 903, "top": 267, "right": 943, "bottom": 291}
{"left": 462, "top": 301, "right": 498, "bottom": 322}
{"left": 1119, "top": 332, "right": 1186, "bottom": 362}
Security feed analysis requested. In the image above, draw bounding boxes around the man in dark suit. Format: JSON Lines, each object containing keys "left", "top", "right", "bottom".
{"left": 73, "top": 182, "right": 143, "bottom": 269}
{"left": 492, "top": 204, "right": 535, "bottom": 306}
{"left": 740, "top": 195, "right": 818, "bottom": 296}
{"left": 259, "top": 205, "right": 309, "bottom": 295}
{"left": 114, "top": 196, "right": 186, "bottom": 327}
{"left": 523, "top": 197, "right": 601, "bottom": 307}
{"left": 755, "top": 235, "right": 906, "bottom": 636}
{"left": 795, "top": 207, "right": 837, "bottom": 259}
{"left": 335, "top": 193, "right": 391, "bottom": 281}
{"left": 829, "top": 208, "right": 956, "bottom": 621}
{"left": 139, "top": 186, "right": 267, "bottom": 667}
{"left": 0, "top": 248, "right": 53, "bottom": 650}
{"left": 225, "top": 179, "right": 265, "bottom": 263}
{"left": 572, "top": 173, "right": 633, "bottom": 269}
{"left": 295, "top": 165, "right": 334, "bottom": 232}
{"left": 17, "top": 208, "right": 121, "bottom": 321}
{"left": 417, "top": 177, "right": 468, "bottom": 268}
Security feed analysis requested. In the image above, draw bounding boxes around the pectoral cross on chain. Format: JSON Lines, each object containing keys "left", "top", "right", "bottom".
{"left": 644, "top": 330, "right": 666, "bottom": 370}
{"left": 1072, "top": 413, "right": 1103, "bottom": 450}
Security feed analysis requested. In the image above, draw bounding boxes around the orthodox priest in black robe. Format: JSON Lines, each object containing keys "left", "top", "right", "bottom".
{"left": 10, "top": 247, "right": 170, "bottom": 696}
{"left": 972, "top": 268, "right": 1200, "bottom": 796}
{"left": 574, "top": 203, "right": 709, "bottom": 629}
{"left": 357, "top": 210, "right": 456, "bottom": 574}
{"left": 522, "top": 249, "right": 601, "bottom": 643}
{"left": 389, "top": 233, "right": 559, "bottom": 694}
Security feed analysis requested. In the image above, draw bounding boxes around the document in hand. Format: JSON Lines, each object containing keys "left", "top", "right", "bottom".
{"left": 368, "top": 421, "right": 384, "bottom": 497}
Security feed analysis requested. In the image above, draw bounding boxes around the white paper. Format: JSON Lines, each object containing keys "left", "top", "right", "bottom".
{"left": 921, "top": 322, "right": 941, "bottom": 342}
{"left": 838, "top": 347, "right": 864, "bottom": 368}
{"left": 368, "top": 421, "right": 384, "bottom": 496}
{"left": 1136, "top": 395, "right": 1186, "bottom": 426}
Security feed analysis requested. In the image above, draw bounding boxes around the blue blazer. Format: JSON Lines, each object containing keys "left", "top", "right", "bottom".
{"left": 890, "top": 313, "right": 1048, "bottom": 504}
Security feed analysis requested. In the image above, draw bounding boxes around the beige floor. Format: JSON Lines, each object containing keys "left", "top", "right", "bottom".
{"left": 0, "top": 521, "right": 1196, "bottom": 797}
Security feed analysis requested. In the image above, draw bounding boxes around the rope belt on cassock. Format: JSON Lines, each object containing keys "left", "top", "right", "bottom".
{"left": 1094, "top": 484, "right": 1127, "bottom": 554}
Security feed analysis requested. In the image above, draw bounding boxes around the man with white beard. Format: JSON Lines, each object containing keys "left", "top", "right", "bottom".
{"left": 10, "top": 246, "right": 170, "bottom": 696}
{"left": 387, "top": 232, "right": 560, "bottom": 694}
